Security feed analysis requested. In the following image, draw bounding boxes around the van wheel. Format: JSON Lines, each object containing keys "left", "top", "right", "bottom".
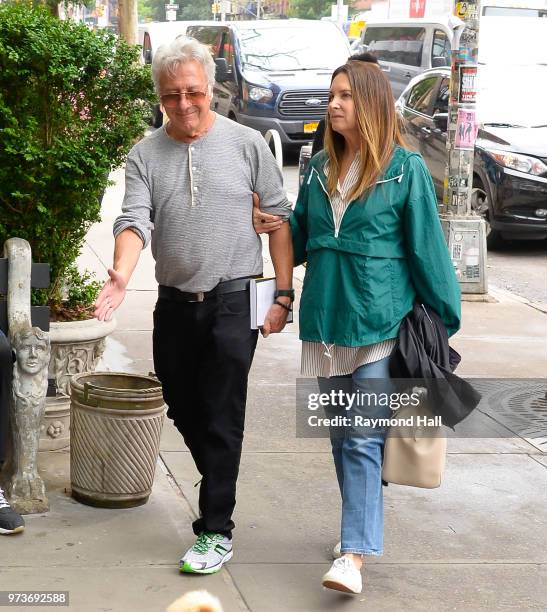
{"left": 228, "top": 113, "right": 237, "bottom": 123}
{"left": 471, "top": 177, "right": 504, "bottom": 249}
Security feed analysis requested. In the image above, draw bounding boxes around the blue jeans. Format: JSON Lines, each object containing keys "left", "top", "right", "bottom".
{"left": 319, "top": 355, "right": 392, "bottom": 556}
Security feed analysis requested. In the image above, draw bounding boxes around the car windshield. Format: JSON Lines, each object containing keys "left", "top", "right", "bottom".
{"left": 239, "top": 26, "right": 348, "bottom": 72}
{"left": 478, "top": 65, "right": 547, "bottom": 128}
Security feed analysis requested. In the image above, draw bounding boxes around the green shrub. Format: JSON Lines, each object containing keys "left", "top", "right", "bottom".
{"left": 0, "top": 2, "right": 155, "bottom": 319}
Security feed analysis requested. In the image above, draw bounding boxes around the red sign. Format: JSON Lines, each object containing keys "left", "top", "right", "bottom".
{"left": 409, "top": 0, "right": 426, "bottom": 18}
{"left": 458, "top": 65, "right": 477, "bottom": 104}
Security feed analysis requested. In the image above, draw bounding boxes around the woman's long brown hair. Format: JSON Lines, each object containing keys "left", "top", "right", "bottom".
{"left": 324, "top": 61, "right": 406, "bottom": 202}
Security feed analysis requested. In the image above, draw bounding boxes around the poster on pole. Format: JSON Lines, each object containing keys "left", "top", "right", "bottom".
{"left": 455, "top": 109, "right": 478, "bottom": 150}
{"left": 455, "top": 1, "right": 479, "bottom": 19}
{"left": 458, "top": 65, "right": 477, "bottom": 104}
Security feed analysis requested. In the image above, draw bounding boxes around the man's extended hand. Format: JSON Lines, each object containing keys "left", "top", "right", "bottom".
{"left": 261, "top": 299, "right": 291, "bottom": 338}
{"left": 252, "top": 193, "right": 284, "bottom": 234}
{"left": 94, "top": 268, "right": 128, "bottom": 321}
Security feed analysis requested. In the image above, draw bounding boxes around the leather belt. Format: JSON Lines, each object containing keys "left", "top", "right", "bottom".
{"left": 158, "top": 277, "right": 256, "bottom": 303}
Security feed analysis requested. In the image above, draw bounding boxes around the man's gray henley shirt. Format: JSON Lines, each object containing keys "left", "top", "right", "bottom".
{"left": 114, "top": 114, "right": 292, "bottom": 293}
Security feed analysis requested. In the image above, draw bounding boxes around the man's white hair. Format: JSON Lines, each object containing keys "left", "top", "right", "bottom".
{"left": 152, "top": 36, "right": 216, "bottom": 95}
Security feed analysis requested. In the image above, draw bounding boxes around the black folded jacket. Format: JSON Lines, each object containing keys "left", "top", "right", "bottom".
{"left": 389, "top": 303, "right": 481, "bottom": 429}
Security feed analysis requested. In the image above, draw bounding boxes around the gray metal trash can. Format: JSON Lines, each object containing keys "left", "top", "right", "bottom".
{"left": 70, "top": 372, "right": 166, "bottom": 508}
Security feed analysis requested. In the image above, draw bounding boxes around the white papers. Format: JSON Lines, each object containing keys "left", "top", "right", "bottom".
{"left": 250, "top": 277, "right": 293, "bottom": 330}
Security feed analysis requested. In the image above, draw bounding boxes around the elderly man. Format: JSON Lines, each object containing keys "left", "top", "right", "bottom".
{"left": 95, "top": 37, "right": 293, "bottom": 574}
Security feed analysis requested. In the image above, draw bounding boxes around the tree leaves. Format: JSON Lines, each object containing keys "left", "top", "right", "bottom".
{"left": 289, "top": 0, "right": 332, "bottom": 19}
{"left": 0, "top": 2, "right": 155, "bottom": 312}
{"left": 139, "top": 0, "right": 212, "bottom": 21}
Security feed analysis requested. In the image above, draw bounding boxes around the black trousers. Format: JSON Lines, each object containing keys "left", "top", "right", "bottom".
{"left": 153, "top": 290, "right": 258, "bottom": 539}
{"left": 0, "top": 331, "right": 13, "bottom": 465}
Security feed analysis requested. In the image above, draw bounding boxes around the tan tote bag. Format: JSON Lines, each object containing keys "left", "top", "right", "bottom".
{"left": 382, "top": 395, "right": 447, "bottom": 489}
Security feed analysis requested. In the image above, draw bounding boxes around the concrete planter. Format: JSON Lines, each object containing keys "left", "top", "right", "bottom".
{"left": 39, "top": 395, "right": 71, "bottom": 451}
{"left": 48, "top": 317, "right": 117, "bottom": 396}
{"left": 70, "top": 372, "right": 165, "bottom": 508}
{"left": 39, "top": 317, "right": 116, "bottom": 452}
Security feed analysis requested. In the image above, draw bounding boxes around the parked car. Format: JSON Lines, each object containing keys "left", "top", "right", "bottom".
{"left": 396, "top": 66, "right": 547, "bottom": 246}
{"left": 186, "top": 19, "right": 350, "bottom": 150}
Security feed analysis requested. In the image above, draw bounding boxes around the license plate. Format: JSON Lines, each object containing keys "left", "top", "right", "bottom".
{"left": 304, "top": 121, "right": 319, "bottom": 134}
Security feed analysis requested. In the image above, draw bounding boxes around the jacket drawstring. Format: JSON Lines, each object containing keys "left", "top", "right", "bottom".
{"left": 376, "top": 172, "right": 404, "bottom": 184}
{"left": 322, "top": 341, "right": 334, "bottom": 359}
{"left": 307, "top": 162, "right": 406, "bottom": 237}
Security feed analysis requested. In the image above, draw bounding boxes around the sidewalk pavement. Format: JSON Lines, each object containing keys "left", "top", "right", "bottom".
{"left": 3, "top": 168, "right": 547, "bottom": 612}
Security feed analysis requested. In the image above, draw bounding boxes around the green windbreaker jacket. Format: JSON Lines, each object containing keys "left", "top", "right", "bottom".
{"left": 290, "top": 146, "right": 461, "bottom": 347}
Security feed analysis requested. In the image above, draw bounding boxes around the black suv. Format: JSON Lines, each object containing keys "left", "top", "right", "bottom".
{"left": 396, "top": 67, "right": 547, "bottom": 246}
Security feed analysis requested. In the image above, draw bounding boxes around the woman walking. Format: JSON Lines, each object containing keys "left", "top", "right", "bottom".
{"left": 255, "top": 60, "right": 460, "bottom": 593}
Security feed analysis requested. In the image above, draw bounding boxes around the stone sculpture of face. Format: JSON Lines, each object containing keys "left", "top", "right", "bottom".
{"left": 14, "top": 329, "right": 50, "bottom": 375}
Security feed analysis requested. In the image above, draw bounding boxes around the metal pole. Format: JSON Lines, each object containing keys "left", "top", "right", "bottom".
{"left": 440, "top": 1, "right": 488, "bottom": 295}
{"left": 256, "top": 0, "right": 261, "bottom": 19}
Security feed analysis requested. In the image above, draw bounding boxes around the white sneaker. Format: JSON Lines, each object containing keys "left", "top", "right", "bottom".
{"left": 322, "top": 556, "right": 363, "bottom": 594}
{"left": 179, "top": 532, "right": 233, "bottom": 574}
{"left": 332, "top": 541, "right": 341, "bottom": 559}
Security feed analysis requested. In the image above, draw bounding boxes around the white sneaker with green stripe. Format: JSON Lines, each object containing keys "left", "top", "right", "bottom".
{"left": 180, "top": 532, "right": 233, "bottom": 574}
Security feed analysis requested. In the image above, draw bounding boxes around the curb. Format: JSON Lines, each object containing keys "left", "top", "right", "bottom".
{"left": 488, "top": 284, "right": 547, "bottom": 315}
{"left": 461, "top": 292, "right": 497, "bottom": 303}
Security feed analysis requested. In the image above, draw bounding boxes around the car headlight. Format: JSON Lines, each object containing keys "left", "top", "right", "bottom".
{"left": 248, "top": 86, "right": 273, "bottom": 102}
{"left": 485, "top": 149, "right": 547, "bottom": 176}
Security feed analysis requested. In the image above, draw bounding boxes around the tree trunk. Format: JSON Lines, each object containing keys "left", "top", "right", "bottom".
{"left": 40, "top": 0, "right": 59, "bottom": 18}
{"left": 118, "top": 0, "right": 138, "bottom": 46}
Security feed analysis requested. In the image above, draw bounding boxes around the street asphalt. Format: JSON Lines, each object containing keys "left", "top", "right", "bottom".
{"left": 2, "top": 167, "right": 546, "bottom": 612}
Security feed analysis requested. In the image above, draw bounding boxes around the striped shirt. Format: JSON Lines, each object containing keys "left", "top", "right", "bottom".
{"left": 301, "top": 154, "right": 396, "bottom": 377}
